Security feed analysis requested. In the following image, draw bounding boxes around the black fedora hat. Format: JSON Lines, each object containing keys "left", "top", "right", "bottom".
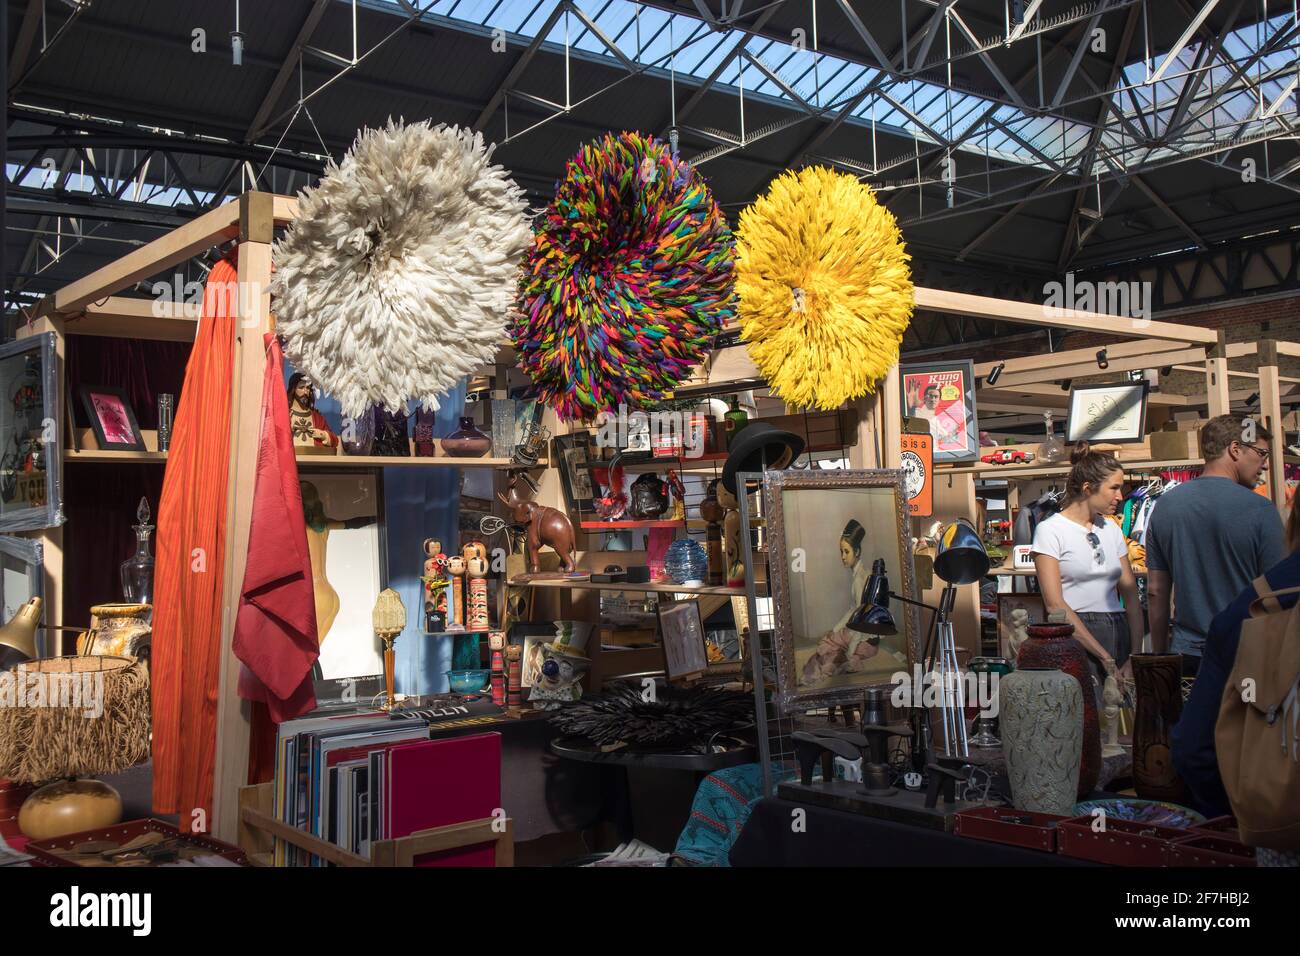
{"left": 721, "top": 422, "right": 806, "bottom": 495}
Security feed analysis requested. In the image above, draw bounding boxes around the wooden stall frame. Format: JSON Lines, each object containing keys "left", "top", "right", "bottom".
{"left": 26, "top": 190, "right": 1283, "bottom": 842}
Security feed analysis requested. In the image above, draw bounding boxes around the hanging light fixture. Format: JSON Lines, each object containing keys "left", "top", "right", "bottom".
{"left": 231, "top": 0, "right": 244, "bottom": 66}
{"left": 985, "top": 361, "right": 1006, "bottom": 386}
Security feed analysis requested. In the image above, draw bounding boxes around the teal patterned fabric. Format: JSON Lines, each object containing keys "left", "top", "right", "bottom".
{"left": 674, "top": 762, "right": 800, "bottom": 866}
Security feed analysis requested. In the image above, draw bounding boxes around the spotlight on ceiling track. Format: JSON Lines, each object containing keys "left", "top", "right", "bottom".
{"left": 1096, "top": 348, "right": 1109, "bottom": 370}
{"left": 1160, "top": 366, "right": 1173, "bottom": 376}
{"left": 1246, "top": 392, "right": 1260, "bottom": 408}
{"left": 985, "top": 362, "right": 1005, "bottom": 387}
{"left": 1061, "top": 379, "right": 1073, "bottom": 392}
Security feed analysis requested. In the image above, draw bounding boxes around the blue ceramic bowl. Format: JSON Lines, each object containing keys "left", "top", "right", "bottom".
{"left": 447, "top": 669, "right": 490, "bottom": 694}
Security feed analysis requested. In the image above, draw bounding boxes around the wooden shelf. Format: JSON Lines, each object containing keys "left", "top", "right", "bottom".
{"left": 990, "top": 567, "right": 1146, "bottom": 577}
{"left": 65, "top": 448, "right": 168, "bottom": 463}
{"left": 579, "top": 519, "right": 685, "bottom": 529}
{"left": 511, "top": 578, "right": 751, "bottom": 596}
{"left": 949, "top": 458, "right": 1203, "bottom": 480}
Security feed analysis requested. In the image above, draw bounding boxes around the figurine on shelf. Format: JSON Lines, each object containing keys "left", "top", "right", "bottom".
{"left": 467, "top": 556, "right": 489, "bottom": 630}
{"left": 1101, "top": 673, "right": 1126, "bottom": 757}
{"left": 630, "top": 472, "right": 670, "bottom": 520}
{"left": 498, "top": 473, "right": 579, "bottom": 577}
{"left": 715, "top": 481, "right": 747, "bottom": 588}
{"left": 699, "top": 479, "right": 726, "bottom": 586}
{"left": 666, "top": 469, "right": 686, "bottom": 521}
{"left": 505, "top": 644, "right": 524, "bottom": 710}
{"left": 447, "top": 554, "right": 467, "bottom": 632}
{"left": 287, "top": 372, "right": 338, "bottom": 451}
{"left": 1008, "top": 606, "right": 1030, "bottom": 662}
{"left": 489, "top": 631, "right": 506, "bottom": 706}
{"left": 421, "top": 538, "right": 449, "bottom": 633}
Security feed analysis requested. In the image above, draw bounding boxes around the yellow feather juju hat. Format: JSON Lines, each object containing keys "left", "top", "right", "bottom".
{"left": 736, "top": 167, "right": 913, "bottom": 410}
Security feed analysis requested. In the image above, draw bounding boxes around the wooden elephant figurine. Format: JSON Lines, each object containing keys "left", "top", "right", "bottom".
{"left": 497, "top": 476, "right": 577, "bottom": 574}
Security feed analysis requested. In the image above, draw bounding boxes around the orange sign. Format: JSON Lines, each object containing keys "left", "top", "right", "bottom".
{"left": 900, "top": 433, "right": 933, "bottom": 517}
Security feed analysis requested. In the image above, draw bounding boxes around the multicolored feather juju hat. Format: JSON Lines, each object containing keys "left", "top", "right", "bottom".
{"left": 271, "top": 119, "right": 530, "bottom": 419}
{"left": 736, "top": 166, "right": 913, "bottom": 410}
{"left": 511, "top": 131, "right": 736, "bottom": 420}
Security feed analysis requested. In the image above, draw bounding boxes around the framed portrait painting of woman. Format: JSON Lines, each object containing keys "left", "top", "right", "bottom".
{"left": 763, "top": 469, "right": 921, "bottom": 712}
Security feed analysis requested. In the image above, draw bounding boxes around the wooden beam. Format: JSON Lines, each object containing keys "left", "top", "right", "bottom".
{"left": 273, "top": 194, "right": 300, "bottom": 225}
{"left": 54, "top": 198, "right": 244, "bottom": 314}
{"left": 982, "top": 382, "right": 1191, "bottom": 407}
{"left": 913, "top": 287, "right": 1219, "bottom": 344}
{"left": 1276, "top": 341, "right": 1300, "bottom": 358}
{"left": 62, "top": 297, "right": 198, "bottom": 342}
{"left": 991, "top": 347, "right": 1206, "bottom": 389}
{"left": 973, "top": 338, "right": 1193, "bottom": 379}
{"left": 1206, "top": 331, "right": 1232, "bottom": 417}
{"left": 212, "top": 205, "right": 275, "bottom": 843}
{"left": 1258, "top": 340, "right": 1287, "bottom": 518}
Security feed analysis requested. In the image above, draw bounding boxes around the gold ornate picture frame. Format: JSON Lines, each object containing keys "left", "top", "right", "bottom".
{"left": 763, "top": 469, "right": 921, "bottom": 713}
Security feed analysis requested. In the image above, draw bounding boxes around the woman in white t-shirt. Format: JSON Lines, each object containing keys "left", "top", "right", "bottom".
{"left": 1031, "top": 443, "right": 1144, "bottom": 690}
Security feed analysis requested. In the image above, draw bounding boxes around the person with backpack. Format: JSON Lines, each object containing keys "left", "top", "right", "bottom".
{"left": 1172, "top": 491, "right": 1300, "bottom": 865}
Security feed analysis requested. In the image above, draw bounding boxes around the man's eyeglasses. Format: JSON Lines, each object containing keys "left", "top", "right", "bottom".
{"left": 1086, "top": 531, "right": 1104, "bottom": 566}
{"left": 1240, "top": 443, "right": 1271, "bottom": 462}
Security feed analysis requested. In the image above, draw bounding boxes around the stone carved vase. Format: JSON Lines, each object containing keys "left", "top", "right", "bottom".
{"left": 1017, "top": 620, "right": 1100, "bottom": 796}
{"left": 999, "top": 665, "right": 1084, "bottom": 816}
{"left": 77, "top": 604, "right": 152, "bottom": 668}
{"left": 1131, "top": 653, "right": 1188, "bottom": 802}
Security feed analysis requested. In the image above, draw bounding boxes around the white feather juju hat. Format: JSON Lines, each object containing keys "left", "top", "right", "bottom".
{"left": 271, "top": 119, "right": 531, "bottom": 418}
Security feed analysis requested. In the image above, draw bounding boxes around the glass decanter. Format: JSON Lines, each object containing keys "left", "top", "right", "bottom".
{"left": 1040, "top": 410, "right": 1066, "bottom": 464}
{"left": 120, "top": 496, "right": 155, "bottom": 605}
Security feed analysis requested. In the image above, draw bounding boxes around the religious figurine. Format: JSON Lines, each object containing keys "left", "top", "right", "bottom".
{"left": 421, "top": 538, "right": 449, "bottom": 633}
{"left": 1102, "top": 673, "right": 1126, "bottom": 757}
{"left": 715, "top": 481, "right": 747, "bottom": 588}
{"left": 446, "top": 555, "right": 466, "bottom": 632}
{"left": 498, "top": 473, "right": 578, "bottom": 577}
{"left": 287, "top": 372, "right": 338, "bottom": 450}
{"left": 1008, "top": 607, "right": 1030, "bottom": 663}
{"left": 527, "top": 642, "right": 589, "bottom": 710}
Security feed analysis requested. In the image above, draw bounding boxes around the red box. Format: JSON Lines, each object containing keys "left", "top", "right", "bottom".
{"left": 1057, "top": 815, "right": 1188, "bottom": 866}
{"left": 25, "top": 818, "right": 247, "bottom": 867}
{"left": 1165, "top": 834, "right": 1256, "bottom": 868}
{"left": 953, "top": 807, "right": 1066, "bottom": 853}
{"left": 1193, "top": 815, "right": 1241, "bottom": 842}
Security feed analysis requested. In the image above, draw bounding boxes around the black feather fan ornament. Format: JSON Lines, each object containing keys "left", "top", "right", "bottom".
{"left": 548, "top": 681, "right": 754, "bottom": 748}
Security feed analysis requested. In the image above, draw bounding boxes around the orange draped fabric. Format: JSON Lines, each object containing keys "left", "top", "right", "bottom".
{"left": 151, "top": 256, "right": 237, "bottom": 824}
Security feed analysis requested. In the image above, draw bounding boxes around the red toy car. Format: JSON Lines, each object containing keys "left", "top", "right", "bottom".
{"left": 980, "top": 448, "right": 1036, "bottom": 465}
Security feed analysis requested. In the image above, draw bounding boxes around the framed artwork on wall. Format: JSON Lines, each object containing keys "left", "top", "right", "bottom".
{"left": 899, "top": 359, "right": 979, "bottom": 462}
{"left": 764, "top": 469, "right": 921, "bottom": 712}
{"left": 552, "top": 432, "right": 596, "bottom": 513}
{"left": 0, "top": 333, "right": 62, "bottom": 532}
{"left": 1065, "top": 381, "right": 1149, "bottom": 444}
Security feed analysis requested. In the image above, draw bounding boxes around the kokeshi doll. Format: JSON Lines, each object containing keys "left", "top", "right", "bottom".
{"left": 716, "top": 481, "right": 746, "bottom": 588}
{"left": 489, "top": 631, "right": 506, "bottom": 707}
{"left": 467, "top": 556, "right": 489, "bottom": 630}
{"left": 447, "top": 555, "right": 467, "bottom": 631}
{"left": 506, "top": 644, "right": 523, "bottom": 709}
{"left": 699, "top": 479, "right": 726, "bottom": 586}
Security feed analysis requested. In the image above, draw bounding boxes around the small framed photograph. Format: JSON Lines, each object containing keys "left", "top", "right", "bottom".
{"left": 899, "top": 359, "right": 979, "bottom": 462}
{"left": 656, "top": 598, "right": 709, "bottom": 682}
{"left": 997, "top": 593, "right": 1046, "bottom": 661}
{"left": 552, "top": 432, "right": 596, "bottom": 513}
{"left": 1065, "top": 381, "right": 1149, "bottom": 444}
{"left": 78, "top": 385, "right": 145, "bottom": 451}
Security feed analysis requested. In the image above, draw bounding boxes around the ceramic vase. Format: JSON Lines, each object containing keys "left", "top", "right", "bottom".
{"left": 442, "top": 416, "right": 492, "bottom": 457}
{"left": 1017, "top": 620, "right": 1100, "bottom": 796}
{"left": 999, "top": 666, "right": 1084, "bottom": 815}
{"left": 78, "top": 604, "right": 152, "bottom": 664}
{"left": 1131, "top": 653, "right": 1188, "bottom": 802}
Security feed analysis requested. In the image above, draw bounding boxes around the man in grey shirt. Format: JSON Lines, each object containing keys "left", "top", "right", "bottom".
{"left": 1145, "top": 415, "right": 1286, "bottom": 673}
